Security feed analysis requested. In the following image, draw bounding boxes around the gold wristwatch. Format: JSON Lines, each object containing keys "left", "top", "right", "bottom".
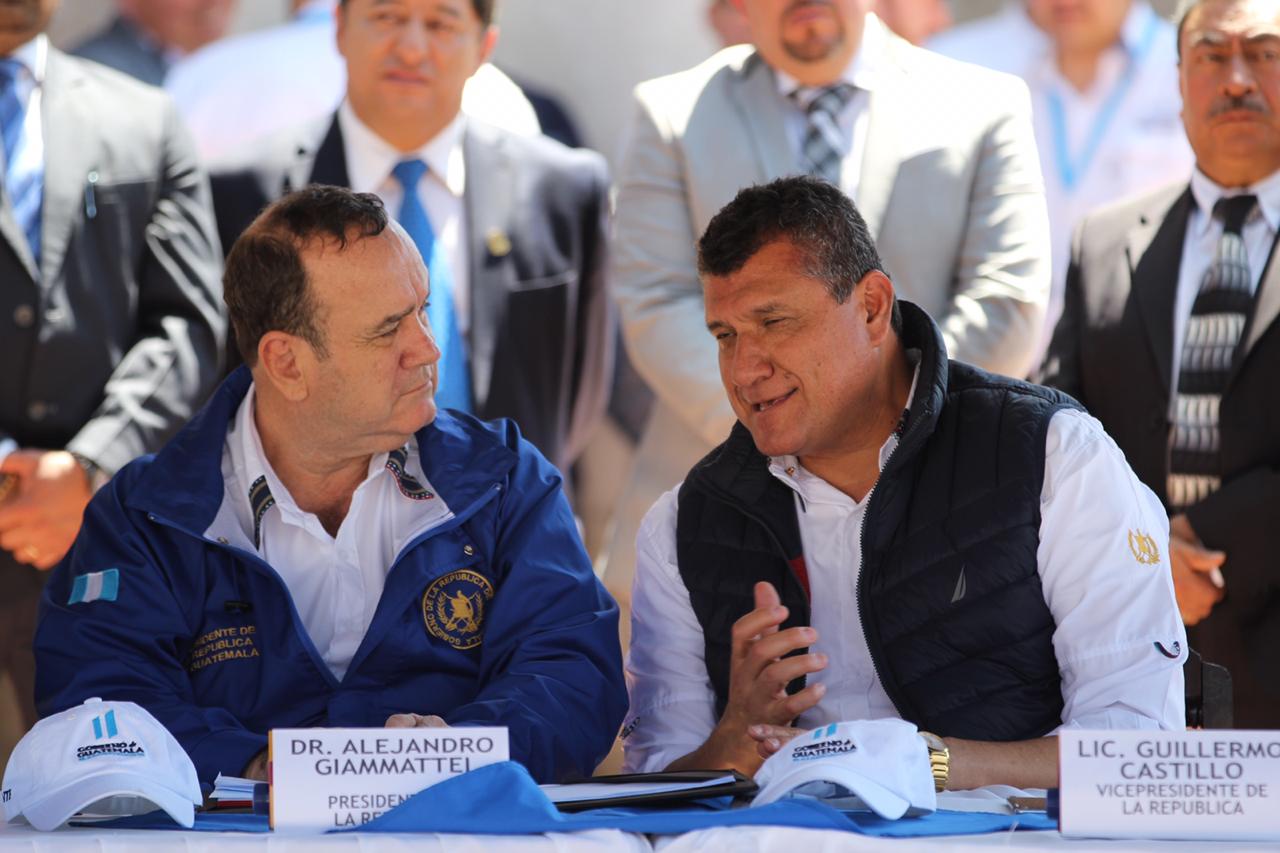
{"left": 919, "top": 731, "right": 950, "bottom": 792}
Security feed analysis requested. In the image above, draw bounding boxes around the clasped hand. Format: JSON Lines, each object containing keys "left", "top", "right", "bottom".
{"left": 0, "top": 450, "right": 92, "bottom": 570}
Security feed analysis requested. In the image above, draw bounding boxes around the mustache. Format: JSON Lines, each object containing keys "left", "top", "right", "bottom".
{"left": 1210, "top": 95, "right": 1269, "bottom": 117}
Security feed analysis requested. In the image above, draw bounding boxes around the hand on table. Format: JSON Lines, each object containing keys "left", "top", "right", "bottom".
{"left": 1168, "top": 514, "right": 1225, "bottom": 626}
{"left": 0, "top": 450, "right": 92, "bottom": 570}
{"left": 385, "top": 713, "right": 449, "bottom": 729}
{"left": 242, "top": 750, "right": 269, "bottom": 781}
{"left": 747, "top": 723, "right": 806, "bottom": 761}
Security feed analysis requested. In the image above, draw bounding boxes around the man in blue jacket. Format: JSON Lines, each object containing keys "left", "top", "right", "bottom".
{"left": 33, "top": 186, "right": 626, "bottom": 785}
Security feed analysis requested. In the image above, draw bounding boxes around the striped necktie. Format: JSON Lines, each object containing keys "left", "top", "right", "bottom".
{"left": 0, "top": 57, "right": 41, "bottom": 262}
{"left": 797, "top": 83, "right": 855, "bottom": 186}
{"left": 391, "top": 159, "right": 472, "bottom": 413}
{"left": 1167, "top": 194, "right": 1257, "bottom": 510}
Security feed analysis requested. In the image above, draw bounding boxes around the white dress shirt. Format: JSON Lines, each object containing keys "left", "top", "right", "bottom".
{"left": 623, "top": 400, "right": 1187, "bottom": 772}
{"left": 207, "top": 385, "right": 453, "bottom": 681}
{"left": 338, "top": 101, "right": 472, "bottom": 334}
{"left": 166, "top": 0, "right": 539, "bottom": 163}
{"left": 932, "top": 2, "right": 1192, "bottom": 359}
{"left": 772, "top": 14, "right": 884, "bottom": 200}
{"left": 1172, "top": 167, "right": 1280, "bottom": 392}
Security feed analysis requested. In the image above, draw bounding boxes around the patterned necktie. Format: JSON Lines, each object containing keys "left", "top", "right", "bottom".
{"left": 0, "top": 57, "right": 41, "bottom": 262}
{"left": 1167, "top": 194, "right": 1257, "bottom": 511}
{"left": 797, "top": 83, "right": 856, "bottom": 186}
{"left": 391, "top": 159, "right": 472, "bottom": 413}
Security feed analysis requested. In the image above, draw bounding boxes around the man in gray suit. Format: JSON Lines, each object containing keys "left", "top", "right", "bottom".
{"left": 0, "top": 0, "right": 224, "bottom": 738}
{"left": 73, "top": 0, "right": 237, "bottom": 85}
{"left": 605, "top": 0, "right": 1050, "bottom": 634}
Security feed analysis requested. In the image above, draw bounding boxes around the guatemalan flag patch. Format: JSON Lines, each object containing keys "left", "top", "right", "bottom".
{"left": 67, "top": 568, "right": 120, "bottom": 605}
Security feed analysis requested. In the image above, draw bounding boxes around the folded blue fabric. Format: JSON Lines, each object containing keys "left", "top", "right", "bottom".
{"left": 81, "top": 763, "right": 1058, "bottom": 838}
{"left": 350, "top": 761, "right": 1058, "bottom": 838}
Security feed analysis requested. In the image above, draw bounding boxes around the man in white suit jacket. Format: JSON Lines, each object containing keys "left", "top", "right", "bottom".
{"left": 605, "top": 2, "right": 1051, "bottom": 637}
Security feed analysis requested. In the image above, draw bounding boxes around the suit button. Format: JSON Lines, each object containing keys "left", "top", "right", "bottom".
{"left": 1149, "top": 410, "right": 1166, "bottom": 432}
{"left": 27, "top": 401, "right": 48, "bottom": 421}
{"left": 12, "top": 304, "right": 34, "bottom": 328}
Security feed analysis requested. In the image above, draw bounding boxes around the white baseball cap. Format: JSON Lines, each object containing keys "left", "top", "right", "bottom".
{"left": 752, "top": 718, "right": 937, "bottom": 819}
{"left": 2, "top": 698, "right": 202, "bottom": 831}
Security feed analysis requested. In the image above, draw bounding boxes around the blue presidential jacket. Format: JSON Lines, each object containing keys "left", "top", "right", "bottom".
{"left": 34, "top": 369, "right": 626, "bottom": 785}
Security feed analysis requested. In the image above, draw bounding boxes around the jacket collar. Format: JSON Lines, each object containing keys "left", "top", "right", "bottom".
{"left": 126, "top": 366, "right": 517, "bottom": 535}
{"left": 688, "top": 299, "right": 948, "bottom": 502}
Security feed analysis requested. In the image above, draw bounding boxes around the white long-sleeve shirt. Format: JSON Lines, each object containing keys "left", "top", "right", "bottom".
{"left": 623, "top": 407, "right": 1187, "bottom": 772}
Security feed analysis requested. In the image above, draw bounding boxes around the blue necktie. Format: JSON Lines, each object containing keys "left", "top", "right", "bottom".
{"left": 391, "top": 159, "right": 472, "bottom": 413}
{"left": 0, "top": 58, "right": 41, "bottom": 262}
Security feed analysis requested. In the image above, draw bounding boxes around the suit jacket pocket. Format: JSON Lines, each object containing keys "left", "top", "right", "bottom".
{"left": 508, "top": 269, "right": 578, "bottom": 292}
{"left": 80, "top": 178, "right": 159, "bottom": 272}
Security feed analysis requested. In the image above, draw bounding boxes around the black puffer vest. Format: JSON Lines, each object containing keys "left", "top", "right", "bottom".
{"left": 675, "top": 301, "right": 1082, "bottom": 742}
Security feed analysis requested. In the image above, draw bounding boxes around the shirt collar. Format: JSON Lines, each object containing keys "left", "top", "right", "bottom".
{"left": 5, "top": 33, "right": 47, "bottom": 84}
{"left": 338, "top": 99, "right": 467, "bottom": 199}
{"left": 232, "top": 382, "right": 399, "bottom": 546}
{"left": 1189, "top": 166, "right": 1280, "bottom": 239}
{"left": 774, "top": 11, "right": 884, "bottom": 100}
{"left": 767, "top": 350, "right": 922, "bottom": 501}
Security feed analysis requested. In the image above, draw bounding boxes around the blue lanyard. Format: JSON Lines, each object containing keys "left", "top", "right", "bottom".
{"left": 1046, "top": 10, "right": 1160, "bottom": 192}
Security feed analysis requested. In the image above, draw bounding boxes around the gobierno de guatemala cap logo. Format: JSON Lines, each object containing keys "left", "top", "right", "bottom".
{"left": 75, "top": 709, "right": 145, "bottom": 761}
{"left": 790, "top": 723, "right": 860, "bottom": 763}
{"left": 422, "top": 569, "right": 494, "bottom": 650}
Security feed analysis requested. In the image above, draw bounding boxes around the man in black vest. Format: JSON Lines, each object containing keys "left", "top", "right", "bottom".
{"left": 622, "top": 176, "right": 1186, "bottom": 790}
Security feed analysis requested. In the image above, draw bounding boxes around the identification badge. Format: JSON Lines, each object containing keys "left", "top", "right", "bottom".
{"left": 269, "top": 727, "right": 509, "bottom": 831}
{"left": 1059, "top": 730, "right": 1280, "bottom": 841}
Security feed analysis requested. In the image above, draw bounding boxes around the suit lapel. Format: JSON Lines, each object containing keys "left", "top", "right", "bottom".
{"left": 1128, "top": 188, "right": 1192, "bottom": 399}
{"left": 728, "top": 54, "right": 794, "bottom": 182}
{"left": 303, "top": 115, "right": 349, "bottom": 190}
{"left": 461, "top": 123, "right": 514, "bottom": 413}
{"left": 856, "top": 28, "right": 908, "bottom": 239}
{"left": 1241, "top": 232, "right": 1280, "bottom": 357}
{"left": 0, "top": 188, "right": 37, "bottom": 283}
{"left": 39, "top": 50, "right": 95, "bottom": 287}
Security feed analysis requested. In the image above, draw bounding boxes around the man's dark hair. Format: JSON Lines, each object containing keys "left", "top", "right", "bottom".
{"left": 223, "top": 185, "right": 389, "bottom": 366}
{"left": 338, "top": 0, "right": 497, "bottom": 27}
{"left": 697, "top": 175, "right": 902, "bottom": 333}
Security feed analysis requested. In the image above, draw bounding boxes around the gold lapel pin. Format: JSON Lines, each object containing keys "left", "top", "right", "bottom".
{"left": 486, "top": 228, "right": 511, "bottom": 258}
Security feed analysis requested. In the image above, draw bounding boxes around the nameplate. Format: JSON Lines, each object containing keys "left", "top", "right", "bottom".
{"left": 1059, "top": 730, "right": 1280, "bottom": 841}
{"left": 268, "top": 727, "right": 509, "bottom": 831}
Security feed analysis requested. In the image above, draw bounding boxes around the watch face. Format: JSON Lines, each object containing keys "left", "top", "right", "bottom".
{"left": 919, "top": 731, "right": 946, "bottom": 752}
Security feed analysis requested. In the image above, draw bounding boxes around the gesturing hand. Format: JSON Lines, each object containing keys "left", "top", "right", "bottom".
{"left": 707, "top": 582, "right": 828, "bottom": 771}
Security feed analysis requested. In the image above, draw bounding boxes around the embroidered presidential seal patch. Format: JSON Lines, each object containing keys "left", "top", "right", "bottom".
{"left": 422, "top": 570, "right": 494, "bottom": 650}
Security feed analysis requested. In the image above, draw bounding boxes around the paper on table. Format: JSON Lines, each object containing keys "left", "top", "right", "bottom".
{"left": 211, "top": 774, "right": 258, "bottom": 801}
{"left": 540, "top": 774, "right": 737, "bottom": 804}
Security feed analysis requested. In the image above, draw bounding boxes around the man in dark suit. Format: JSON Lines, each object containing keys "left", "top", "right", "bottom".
{"left": 209, "top": 0, "right": 611, "bottom": 473}
{"left": 1041, "top": 0, "right": 1280, "bottom": 727}
{"left": 0, "top": 0, "right": 225, "bottom": 738}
